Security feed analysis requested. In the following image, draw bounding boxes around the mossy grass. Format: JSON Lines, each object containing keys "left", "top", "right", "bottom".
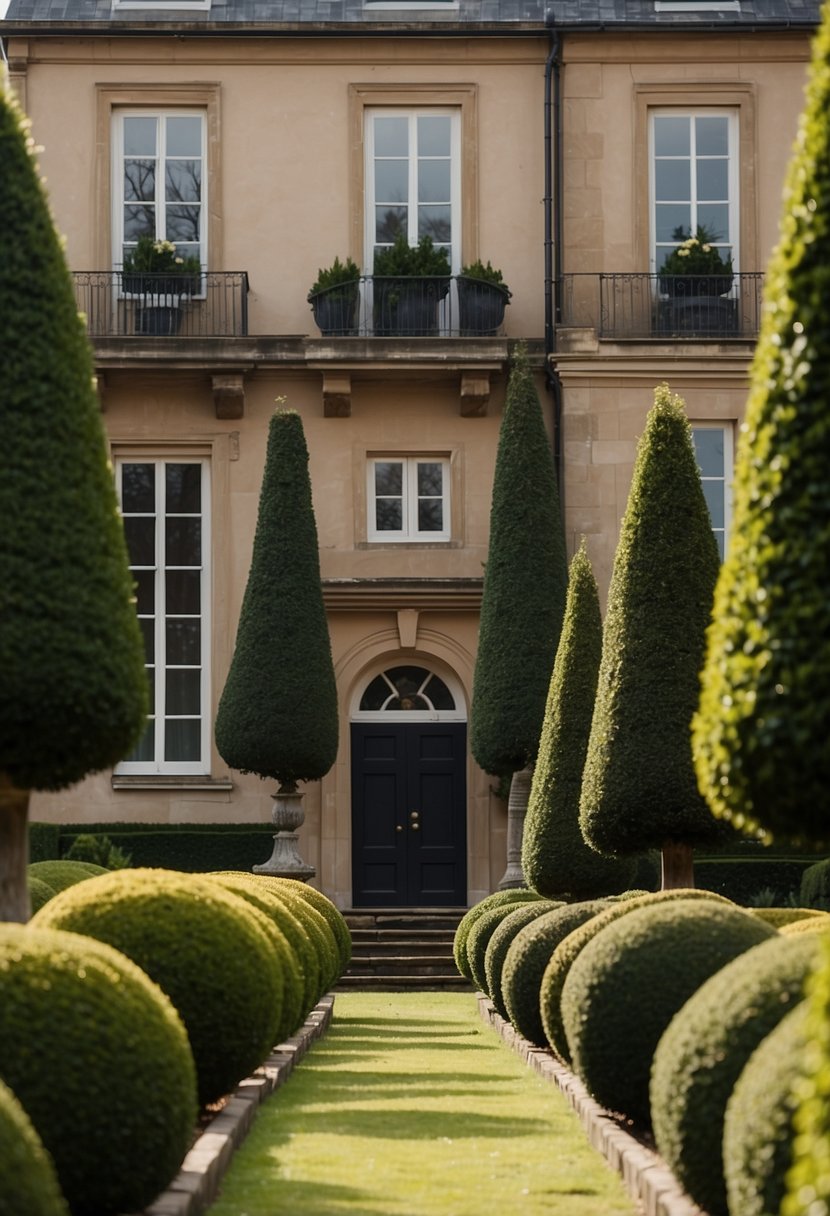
{"left": 0, "top": 924, "right": 196, "bottom": 1216}
{"left": 209, "top": 992, "right": 638, "bottom": 1216}
{"left": 31, "top": 868, "right": 282, "bottom": 1104}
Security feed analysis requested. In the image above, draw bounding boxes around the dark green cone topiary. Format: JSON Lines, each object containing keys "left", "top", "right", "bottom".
{"left": 0, "top": 87, "right": 148, "bottom": 794}
{"left": 693, "top": 6, "right": 830, "bottom": 844}
{"left": 502, "top": 901, "right": 608, "bottom": 1047}
{"left": 523, "top": 543, "right": 634, "bottom": 899}
{"left": 470, "top": 345, "right": 567, "bottom": 777}
{"left": 0, "top": 924, "right": 197, "bottom": 1216}
{"left": 453, "top": 890, "right": 545, "bottom": 980}
{"left": 724, "top": 1003, "right": 808, "bottom": 1216}
{"left": 484, "top": 901, "right": 562, "bottom": 1020}
{"left": 580, "top": 385, "right": 721, "bottom": 881}
{"left": 561, "top": 899, "right": 775, "bottom": 1126}
{"left": 540, "top": 888, "right": 730, "bottom": 1063}
{"left": 214, "top": 410, "right": 337, "bottom": 788}
{"left": 32, "top": 869, "right": 283, "bottom": 1104}
{"left": 0, "top": 1077, "right": 69, "bottom": 1216}
{"left": 651, "top": 931, "right": 821, "bottom": 1216}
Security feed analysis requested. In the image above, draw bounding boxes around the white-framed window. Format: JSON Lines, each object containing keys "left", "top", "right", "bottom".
{"left": 365, "top": 108, "right": 461, "bottom": 273}
{"left": 351, "top": 664, "right": 466, "bottom": 722}
{"left": 650, "top": 110, "right": 739, "bottom": 271}
{"left": 112, "top": 111, "right": 206, "bottom": 271}
{"left": 367, "top": 456, "right": 451, "bottom": 542}
{"left": 116, "top": 458, "right": 211, "bottom": 774}
{"left": 692, "top": 424, "right": 733, "bottom": 559}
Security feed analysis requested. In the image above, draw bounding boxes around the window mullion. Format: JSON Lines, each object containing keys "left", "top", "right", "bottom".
{"left": 408, "top": 114, "right": 419, "bottom": 246}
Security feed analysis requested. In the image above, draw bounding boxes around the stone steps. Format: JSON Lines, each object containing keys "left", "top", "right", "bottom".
{"left": 339, "top": 908, "right": 469, "bottom": 990}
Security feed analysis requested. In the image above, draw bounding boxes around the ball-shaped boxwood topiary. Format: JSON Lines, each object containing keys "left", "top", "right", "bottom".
{"left": 540, "top": 888, "right": 731, "bottom": 1063}
{"left": 0, "top": 1077, "right": 69, "bottom": 1216}
{"left": 751, "top": 907, "right": 830, "bottom": 929}
{"left": 650, "top": 931, "right": 821, "bottom": 1216}
{"left": 0, "top": 924, "right": 196, "bottom": 1216}
{"left": 27, "top": 860, "right": 106, "bottom": 894}
{"left": 484, "top": 901, "right": 562, "bottom": 1020}
{"left": 260, "top": 877, "right": 352, "bottom": 973}
{"left": 209, "top": 875, "right": 304, "bottom": 1040}
{"left": 723, "top": 1003, "right": 807, "bottom": 1216}
{"left": 247, "top": 874, "right": 337, "bottom": 1002}
{"left": 27, "top": 877, "right": 55, "bottom": 916}
{"left": 502, "top": 901, "right": 608, "bottom": 1047}
{"left": 453, "top": 890, "right": 545, "bottom": 980}
{"left": 561, "top": 899, "right": 775, "bottom": 1126}
{"left": 467, "top": 900, "right": 563, "bottom": 995}
{"left": 32, "top": 868, "right": 282, "bottom": 1104}
{"left": 781, "top": 918, "right": 830, "bottom": 937}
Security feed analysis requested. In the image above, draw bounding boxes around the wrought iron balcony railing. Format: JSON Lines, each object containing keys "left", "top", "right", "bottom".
{"left": 73, "top": 271, "right": 249, "bottom": 337}
{"left": 308, "top": 275, "right": 511, "bottom": 338}
{"left": 558, "top": 272, "right": 765, "bottom": 340}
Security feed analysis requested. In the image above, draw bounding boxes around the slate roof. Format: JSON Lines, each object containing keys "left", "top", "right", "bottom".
{"left": 2, "top": 0, "right": 822, "bottom": 30}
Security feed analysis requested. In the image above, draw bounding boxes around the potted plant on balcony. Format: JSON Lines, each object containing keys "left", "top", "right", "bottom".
{"left": 121, "top": 237, "right": 202, "bottom": 335}
{"left": 373, "top": 234, "right": 451, "bottom": 336}
{"left": 458, "top": 260, "right": 511, "bottom": 335}
{"left": 658, "top": 225, "right": 733, "bottom": 298}
{"left": 307, "top": 256, "right": 360, "bottom": 336}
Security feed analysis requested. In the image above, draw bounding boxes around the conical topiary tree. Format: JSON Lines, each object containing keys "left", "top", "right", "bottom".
{"left": 522, "top": 542, "right": 635, "bottom": 899}
{"left": 0, "top": 84, "right": 148, "bottom": 923}
{"left": 693, "top": 1, "right": 830, "bottom": 846}
{"left": 579, "top": 385, "right": 721, "bottom": 889}
{"left": 470, "top": 344, "right": 568, "bottom": 887}
{"left": 214, "top": 409, "right": 338, "bottom": 875}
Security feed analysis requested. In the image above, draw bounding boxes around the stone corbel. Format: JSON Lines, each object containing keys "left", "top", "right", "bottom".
{"left": 322, "top": 372, "right": 352, "bottom": 418}
{"left": 460, "top": 370, "right": 491, "bottom": 417}
{"left": 212, "top": 373, "right": 245, "bottom": 419}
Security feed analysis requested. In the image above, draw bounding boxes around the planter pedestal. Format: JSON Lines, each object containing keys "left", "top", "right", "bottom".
{"left": 253, "top": 787, "right": 315, "bottom": 881}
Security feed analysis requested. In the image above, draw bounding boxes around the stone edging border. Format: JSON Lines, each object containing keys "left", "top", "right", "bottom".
{"left": 477, "top": 994, "right": 706, "bottom": 1216}
{"left": 135, "top": 994, "right": 335, "bottom": 1216}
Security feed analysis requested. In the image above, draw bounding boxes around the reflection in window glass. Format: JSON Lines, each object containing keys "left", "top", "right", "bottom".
{"left": 368, "top": 456, "right": 450, "bottom": 542}
{"left": 358, "top": 666, "right": 457, "bottom": 713}
{"left": 651, "top": 111, "right": 735, "bottom": 271}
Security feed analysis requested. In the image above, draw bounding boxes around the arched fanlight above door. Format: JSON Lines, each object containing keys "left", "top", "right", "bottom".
{"left": 352, "top": 664, "right": 466, "bottom": 721}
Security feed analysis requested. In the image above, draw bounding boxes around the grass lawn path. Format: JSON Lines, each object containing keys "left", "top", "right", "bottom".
{"left": 208, "top": 991, "right": 637, "bottom": 1216}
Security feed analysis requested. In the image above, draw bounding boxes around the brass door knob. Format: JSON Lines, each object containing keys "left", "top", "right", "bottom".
{"left": 396, "top": 824, "right": 404, "bottom": 832}
{"left": 411, "top": 822, "right": 420, "bottom": 831}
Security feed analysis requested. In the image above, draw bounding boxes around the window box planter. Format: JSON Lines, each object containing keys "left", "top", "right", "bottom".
{"left": 309, "top": 284, "right": 360, "bottom": 337}
{"left": 457, "top": 276, "right": 511, "bottom": 336}
{"left": 133, "top": 293, "right": 184, "bottom": 336}
{"left": 372, "top": 276, "right": 451, "bottom": 336}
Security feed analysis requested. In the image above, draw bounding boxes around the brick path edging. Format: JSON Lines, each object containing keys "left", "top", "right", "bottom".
{"left": 477, "top": 994, "right": 707, "bottom": 1216}
{"left": 128, "top": 994, "right": 335, "bottom": 1216}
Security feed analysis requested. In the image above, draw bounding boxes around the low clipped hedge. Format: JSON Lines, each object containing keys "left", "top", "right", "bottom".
{"left": 209, "top": 875, "right": 304, "bottom": 1040}
{"left": 723, "top": 1003, "right": 807, "bottom": 1216}
{"left": 453, "top": 890, "right": 545, "bottom": 980}
{"left": 0, "top": 1077, "right": 69, "bottom": 1216}
{"left": 561, "top": 899, "right": 775, "bottom": 1126}
{"left": 502, "top": 901, "right": 608, "bottom": 1047}
{"left": 27, "top": 860, "right": 106, "bottom": 893}
{"left": 32, "top": 869, "right": 283, "bottom": 1105}
{"left": 695, "top": 857, "right": 819, "bottom": 904}
{"left": 651, "top": 931, "right": 821, "bottom": 1216}
{"left": 0, "top": 924, "right": 197, "bottom": 1216}
{"left": 539, "top": 888, "right": 731, "bottom": 1063}
{"left": 467, "top": 901, "right": 562, "bottom": 995}
{"left": 484, "top": 902, "right": 561, "bottom": 1020}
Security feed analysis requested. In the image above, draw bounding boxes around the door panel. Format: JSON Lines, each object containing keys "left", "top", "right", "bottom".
{"left": 352, "top": 722, "right": 466, "bottom": 906}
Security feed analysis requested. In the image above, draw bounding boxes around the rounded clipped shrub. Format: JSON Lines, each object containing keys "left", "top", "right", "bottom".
{"left": 453, "top": 890, "right": 545, "bottom": 980}
{"left": 32, "top": 868, "right": 282, "bottom": 1104}
{"left": 467, "top": 900, "right": 563, "bottom": 995}
{"left": 723, "top": 1003, "right": 807, "bottom": 1216}
{"left": 751, "top": 906, "right": 830, "bottom": 929}
{"left": 503, "top": 901, "right": 608, "bottom": 1046}
{"left": 651, "top": 931, "right": 821, "bottom": 1216}
{"left": 27, "top": 877, "right": 55, "bottom": 916}
{"left": 0, "top": 924, "right": 197, "bottom": 1216}
{"left": 540, "top": 888, "right": 731, "bottom": 1063}
{"left": 0, "top": 1077, "right": 69, "bottom": 1216}
{"left": 209, "top": 875, "right": 304, "bottom": 1040}
{"left": 247, "top": 874, "right": 338, "bottom": 1001}
{"left": 561, "top": 899, "right": 775, "bottom": 1126}
{"left": 781, "top": 917, "right": 830, "bottom": 937}
{"left": 267, "top": 877, "right": 352, "bottom": 973}
{"left": 485, "top": 901, "right": 562, "bottom": 1020}
{"left": 27, "top": 860, "right": 106, "bottom": 893}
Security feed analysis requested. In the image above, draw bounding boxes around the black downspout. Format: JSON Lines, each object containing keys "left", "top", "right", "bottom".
{"left": 544, "top": 18, "right": 565, "bottom": 508}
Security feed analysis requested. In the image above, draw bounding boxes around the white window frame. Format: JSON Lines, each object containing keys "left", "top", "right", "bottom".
{"left": 351, "top": 663, "right": 467, "bottom": 722}
{"left": 367, "top": 455, "right": 451, "bottom": 543}
{"left": 112, "top": 109, "right": 207, "bottom": 276}
{"left": 692, "top": 423, "right": 733, "bottom": 559}
{"left": 364, "top": 107, "right": 462, "bottom": 275}
{"left": 115, "top": 457, "right": 212, "bottom": 776}
{"left": 649, "top": 108, "right": 740, "bottom": 274}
